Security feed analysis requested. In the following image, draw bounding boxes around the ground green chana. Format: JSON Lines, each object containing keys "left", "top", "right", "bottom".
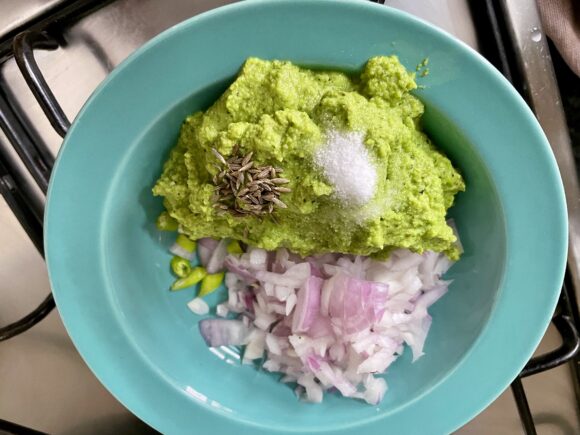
{"left": 153, "top": 56, "right": 465, "bottom": 259}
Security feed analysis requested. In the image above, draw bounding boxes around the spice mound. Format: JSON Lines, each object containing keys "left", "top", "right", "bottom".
{"left": 314, "top": 130, "right": 377, "bottom": 206}
{"left": 211, "top": 146, "right": 290, "bottom": 218}
{"left": 153, "top": 56, "right": 465, "bottom": 258}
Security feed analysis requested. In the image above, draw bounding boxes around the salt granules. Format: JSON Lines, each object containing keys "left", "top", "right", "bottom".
{"left": 314, "top": 130, "right": 377, "bottom": 205}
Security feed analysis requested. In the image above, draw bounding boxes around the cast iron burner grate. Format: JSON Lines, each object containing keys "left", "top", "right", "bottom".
{"left": 0, "top": 1, "right": 578, "bottom": 434}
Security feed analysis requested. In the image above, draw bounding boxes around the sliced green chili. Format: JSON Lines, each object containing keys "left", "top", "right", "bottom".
{"left": 170, "top": 256, "right": 192, "bottom": 278}
{"left": 176, "top": 234, "right": 197, "bottom": 253}
{"left": 198, "top": 272, "right": 225, "bottom": 297}
{"left": 171, "top": 266, "right": 207, "bottom": 291}
{"left": 227, "top": 240, "right": 243, "bottom": 254}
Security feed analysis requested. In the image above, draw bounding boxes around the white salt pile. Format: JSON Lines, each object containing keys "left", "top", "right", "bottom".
{"left": 314, "top": 131, "right": 377, "bottom": 205}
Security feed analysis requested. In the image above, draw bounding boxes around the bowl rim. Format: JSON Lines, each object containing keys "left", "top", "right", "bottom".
{"left": 45, "top": 0, "right": 568, "bottom": 433}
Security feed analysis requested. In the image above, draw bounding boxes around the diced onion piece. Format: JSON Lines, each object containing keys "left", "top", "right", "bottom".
{"left": 216, "top": 303, "right": 229, "bottom": 318}
{"left": 357, "top": 349, "right": 397, "bottom": 374}
{"left": 265, "top": 333, "right": 286, "bottom": 355}
{"left": 169, "top": 243, "right": 194, "bottom": 261}
{"left": 224, "top": 256, "right": 256, "bottom": 282}
{"left": 198, "top": 318, "right": 250, "bottom": 346}
{"left": 249, "top": 248, "right": 268, "bottom": 269}
{"left": 198, "top": 238, "right": 219, "bottom": 266}
{"left": 243, "top": 330, "right": 266, "bottom": 363}
{"left": 324, "top": 273, "right": 389, "bottom": 334}
{"left": 292, "top": 276, "right": 323, "bottom": 333}
{"left": 254, "top": 305, "right": 278, "bottom": 330}
{"left": 198, "top": 237, "right": 219, "bottom": 250}
{"left": 188, "top": 297, "right": 209, "bottom": 315}
{"left": 263, "top": 359, "right": 281, "bottom": 372}
{"left": 298, "top": 373, "right": 323, "bottom": 403}
{"left": 362, "top": 376, "right": 387, "bottom": 405}
{"left": 285, "top": 293, "right": 297, "bottom": 316}
{"left": 206, "top": 239, "right": 229, "bottom": 274}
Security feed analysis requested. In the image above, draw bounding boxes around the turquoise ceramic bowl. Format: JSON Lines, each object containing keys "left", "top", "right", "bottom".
{"left": 45, "top": 0, "right": 567, "bottom": 433}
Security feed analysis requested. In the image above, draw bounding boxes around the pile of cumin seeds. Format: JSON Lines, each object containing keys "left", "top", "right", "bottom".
{"left": 211, "top": 146, "right": 291, "bottom": 218}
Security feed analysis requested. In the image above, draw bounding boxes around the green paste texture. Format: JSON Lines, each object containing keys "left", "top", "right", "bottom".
{"left": 153, "top": 56, "right": 465, "bottom": 258}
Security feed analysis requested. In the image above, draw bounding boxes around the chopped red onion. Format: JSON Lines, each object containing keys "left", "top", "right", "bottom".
{"left": 308, "top": 316, "right": 334, "bottom": 339}
{"left": 206, "top": 239, "right": 229, "bottom": 274}
{"left": 198, "top": 238, "right": 219, "bottom": 250}
{"left": 249, "top": 247, "right": 268, "bottom": 269}
{"left": 361, "top": 375, "right": 387, "bottom": 405}
{"left": 292, "top": 276, "right": 323, "bottom": 333}
{"left": 198, "top": 237, "right": 219, "bottom": 266}
{"left": 170, "top": 243, "right": 195, "bottom": 261}
{"left": 216, "top": 303, "right": 229, "bottom": 318}
{"left": 197, "top": 242, "right": 457, "bottom": 405}
{"left": 188, "top": 297, "right": 209, "bottom": 315}
{"left": 198, "top": 319, "right": 250, "bottom": 347}
{"left": 243, "top": 329, "right": 266, "bottom": 363}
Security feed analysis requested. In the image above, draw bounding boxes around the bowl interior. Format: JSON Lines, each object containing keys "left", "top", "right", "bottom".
{"left": 46, "top": 1, "right": 566, "bottom": 434}
{"left": 101, "top": 78, "right": 505, "bottom": 429}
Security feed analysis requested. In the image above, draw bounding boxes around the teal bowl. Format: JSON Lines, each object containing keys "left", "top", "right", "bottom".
{"left": 45, "top": 0, "right": 567, "bottom": 433}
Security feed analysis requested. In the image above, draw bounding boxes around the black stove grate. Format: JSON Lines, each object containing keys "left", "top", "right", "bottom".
{"left": 0, "top": 1, "right": 578, "bottom": 434}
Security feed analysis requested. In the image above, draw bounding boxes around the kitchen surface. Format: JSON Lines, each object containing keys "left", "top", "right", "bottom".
{"left": 1, "top": 0, "right": 579, "bottom": 434}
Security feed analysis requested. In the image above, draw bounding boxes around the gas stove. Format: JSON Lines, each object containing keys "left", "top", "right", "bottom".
{"left": 1, "top": 1, "right": 579, "bottom": 433}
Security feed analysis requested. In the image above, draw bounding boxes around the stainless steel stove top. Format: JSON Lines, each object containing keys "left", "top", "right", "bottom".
{"left": 1, "top": 1, "right": 578, "bottom": 433}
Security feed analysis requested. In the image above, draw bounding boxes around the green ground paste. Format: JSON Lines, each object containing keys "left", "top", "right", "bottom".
{"left": 153, "top": 56, "right": 465, "bottom": 258}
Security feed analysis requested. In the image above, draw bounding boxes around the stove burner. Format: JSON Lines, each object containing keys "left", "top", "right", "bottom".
{"left": 0, "top": 1, "right": 578, "bottom": 433}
